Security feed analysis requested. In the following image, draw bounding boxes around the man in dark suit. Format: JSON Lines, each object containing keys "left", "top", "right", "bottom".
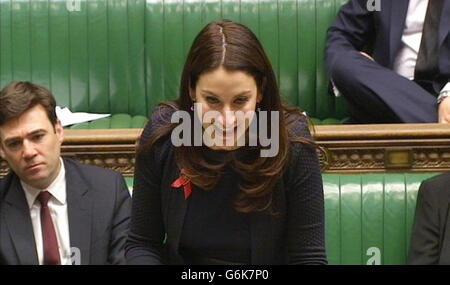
{"left": 0, "top": 82, "right": 131, "bottom": 265}
{"left": 326, "top": 0, "right": 450, "bottom": 123}
{"left": 409, "top": 173, "right": 450, "bottom": 264}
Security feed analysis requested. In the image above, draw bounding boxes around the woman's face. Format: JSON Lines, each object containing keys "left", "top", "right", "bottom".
{"left": 192, "top": 67, "right": 262, "bottom": 151}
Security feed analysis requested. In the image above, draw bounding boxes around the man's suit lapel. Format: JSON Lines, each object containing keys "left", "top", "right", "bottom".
{"left": 438, "top": 0, "right": 450, "bottom": 49}
{"left": 65, "top": 160, "right": 92, "bottom": 265}
{"left": 388, "top": 0, "right": 409, "bottom": 66}
{"left": 4, "top": 176, "right": 38, "bottom": 265}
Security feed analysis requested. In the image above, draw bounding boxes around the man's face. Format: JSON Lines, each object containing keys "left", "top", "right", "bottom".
{"left": 0, "top": 105, "right": 64, "bottom": 189}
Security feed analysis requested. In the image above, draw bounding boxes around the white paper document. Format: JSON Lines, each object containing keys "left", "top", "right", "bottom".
{"left": 56, "top": 106, "right": 111, "bottom": 127}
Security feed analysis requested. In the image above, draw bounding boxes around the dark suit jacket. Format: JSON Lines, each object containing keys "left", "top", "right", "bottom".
{"left": 408, "top": 173, "right": 450, "bottom": 265}
{"left": 0, "top": 158, "right": 131, "bottom": 265}
{"left": 327, "top": 0, "right": 450, "bottom": 94}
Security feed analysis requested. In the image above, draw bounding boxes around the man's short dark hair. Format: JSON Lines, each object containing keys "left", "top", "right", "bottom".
{"left": 0, "top": 81, "right": 57, "bottom": 127}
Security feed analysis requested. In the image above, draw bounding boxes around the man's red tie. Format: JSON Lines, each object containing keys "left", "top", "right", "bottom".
{"left": 37, "top": 191, "right": 61, "bottom": 265}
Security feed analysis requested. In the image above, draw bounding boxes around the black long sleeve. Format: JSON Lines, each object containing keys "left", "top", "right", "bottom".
{"left": 125, "top": 109, "right": 171, "bottom": 265}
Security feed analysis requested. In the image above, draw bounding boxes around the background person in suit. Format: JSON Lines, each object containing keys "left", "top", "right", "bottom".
{"left": 0, "top": 82, "right": 131, "bottom": 265}
{"left": 326, "top": 0, "right": 450, "bottom": 123}
{"left": 408, "top": 173, "right": 450, "bottom": 264}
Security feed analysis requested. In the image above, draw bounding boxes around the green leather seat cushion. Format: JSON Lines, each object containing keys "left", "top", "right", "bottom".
{"left": 323, "top": 173, "right": 439, "bottom": 265}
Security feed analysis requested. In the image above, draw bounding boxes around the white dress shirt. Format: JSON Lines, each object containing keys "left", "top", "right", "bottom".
{"left": 393, "top": 0, "right": 450, "bottom": 92}
{"left": 22, "top": 158, "right": 72, "bottom": 265}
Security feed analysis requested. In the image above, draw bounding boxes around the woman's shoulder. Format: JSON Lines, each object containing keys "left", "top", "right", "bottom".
{"left": 138, "top": 102, "right": 179, "bottom": 153}
{"left": 140, "top": 102, "right": 178, "bottom": 138}
{"left": 284, "top": 110, "right": 312, "bottom": 141}
{"left": 147, "top": 102, "right": 179, "bottom": 129}
{"left": 282, "top": 112, "right": 322, "bottom": 187}
{"left": 283, "top": 110, "right": 319, "bottom": 167}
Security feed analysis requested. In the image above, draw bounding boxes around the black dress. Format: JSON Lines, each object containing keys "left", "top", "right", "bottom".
{"left": 125, "top": 106, "right": 327, "bottom": 265}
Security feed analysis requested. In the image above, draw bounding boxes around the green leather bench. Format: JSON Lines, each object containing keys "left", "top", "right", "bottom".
{"left": 124, "top": 173, "right": 439, "bottom": 265}
{"left": 323, "top": 173, "right": 439, "bottom": 265}
{"left": 0, "top": 0, "right": 351, "bottom": 127}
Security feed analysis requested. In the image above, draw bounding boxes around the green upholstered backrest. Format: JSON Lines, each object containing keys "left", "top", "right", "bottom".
{"left": 0, "top": 0, "right": 350, "bottom": 122}
{"left": 324, "top": 173, "right": 439, "bottom": 265}
{"left": 0, "top": 0, "right": 147, "bottom": 117}
{"left": 124, "top": 173, "right": 439, "bottom": 265}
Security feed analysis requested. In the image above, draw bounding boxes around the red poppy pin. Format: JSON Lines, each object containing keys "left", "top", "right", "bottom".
{"left": 171, "top": 169, "right": 193, "bottom": 200}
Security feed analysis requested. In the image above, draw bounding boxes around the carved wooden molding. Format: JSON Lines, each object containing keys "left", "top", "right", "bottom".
{"left": 60, "top": 129, "right": 140, "bottom": 177}
{"left": 2, "top": 124, "right": 450, "bottom": 178}
{"left": 314, "top": 123, "right": 450, "bottom": 173}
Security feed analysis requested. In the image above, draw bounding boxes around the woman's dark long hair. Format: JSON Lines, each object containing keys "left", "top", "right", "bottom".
{"left": 138, "top": 20, "right": 317, "bottom": 213}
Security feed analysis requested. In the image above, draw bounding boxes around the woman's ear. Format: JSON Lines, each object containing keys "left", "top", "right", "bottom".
{"left": 0, "top": 145, "right": 4, "bottom": 159}
{"left": 189, "top": 87, "right": 196, "bottom": 102}
{"left": 257, "top": 92, "right": 263, "bottom": 104}
{"left": 258, "top": 77, "right": 267, "bottom": 103}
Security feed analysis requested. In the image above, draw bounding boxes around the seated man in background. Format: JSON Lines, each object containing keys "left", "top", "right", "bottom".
{"left": 0, "top": 82, "right": 131, "bottom": 265}
{"left": 409, "top": 173, "right": 450, "bottom": 264}
{"left": 326, "top": 0, "right": 450, "bottom": 123}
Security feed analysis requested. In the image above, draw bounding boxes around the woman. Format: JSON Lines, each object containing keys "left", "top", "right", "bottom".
{"left": 125, "top": 20, "right": 327, "bottom": 265}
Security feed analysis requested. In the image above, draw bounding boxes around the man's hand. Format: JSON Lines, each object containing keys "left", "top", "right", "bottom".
{"left": 360, "top": 51, "right": 375, "bottom": 61}
{"left": 438, "top": 97, "right": 450, "bottom": 123}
